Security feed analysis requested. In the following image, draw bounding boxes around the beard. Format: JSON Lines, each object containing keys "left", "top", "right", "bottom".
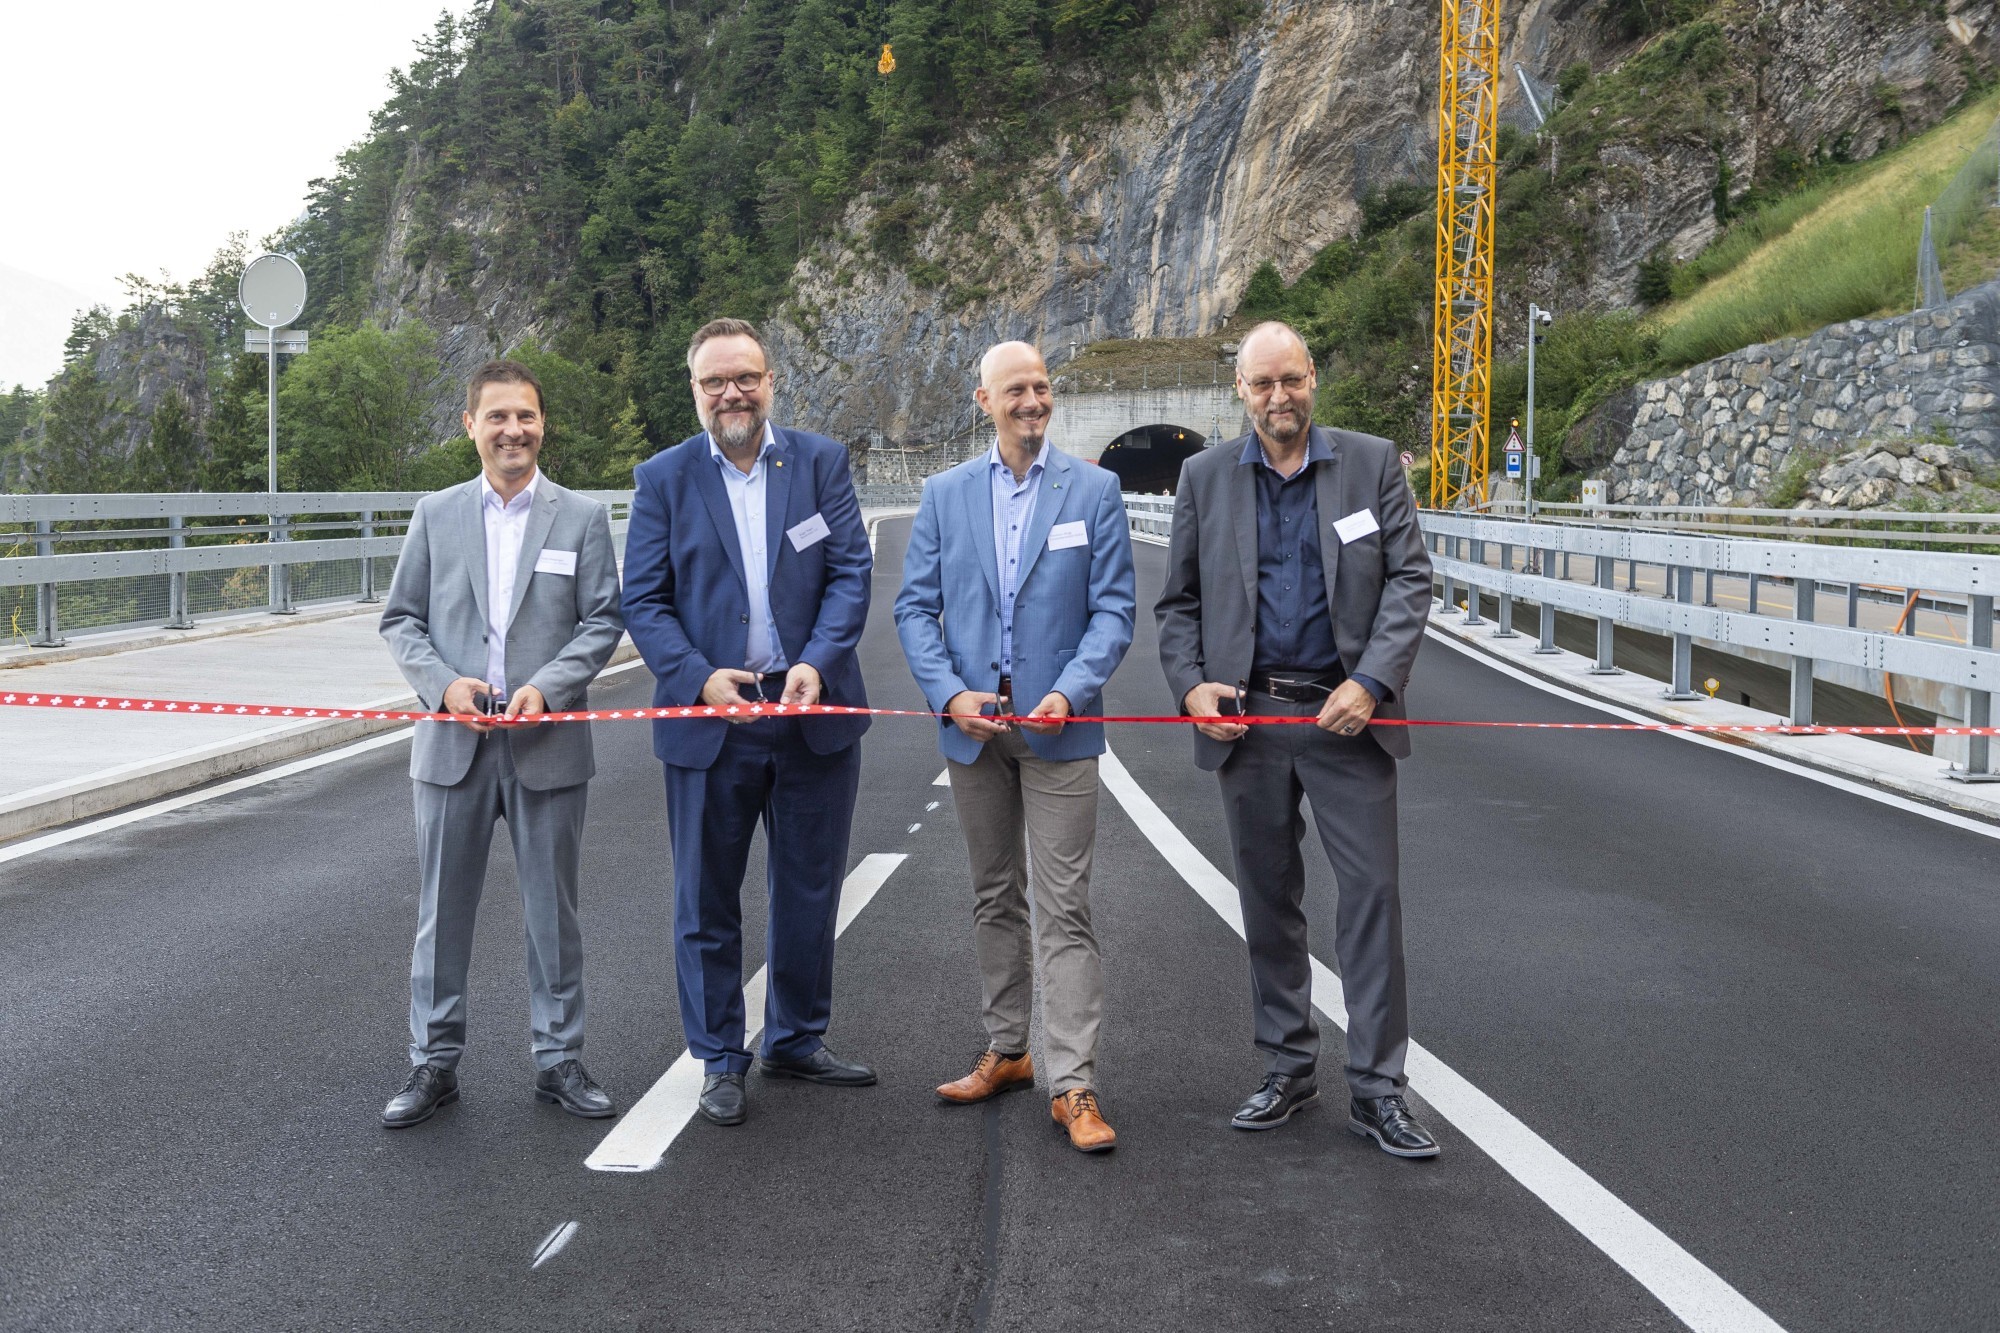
{"left": 1010, "top": 408, "right": 1049, "bottom": 447}
{"left": 703, "top": 402, "right": 767, "bottom": 454}
{"left": 1253, "top": 397, "right": 1310, "bottom": 445}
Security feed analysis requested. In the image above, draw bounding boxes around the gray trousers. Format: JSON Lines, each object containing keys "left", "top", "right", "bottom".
{"left": 946, "top": 730, "right": 1104, "bottom": 1094}
{"left": 1216, "top": 694, "right": 1409, "bottom": 1100}
{"left": 408, "top": 732, "right": 588, "bottom": 1072}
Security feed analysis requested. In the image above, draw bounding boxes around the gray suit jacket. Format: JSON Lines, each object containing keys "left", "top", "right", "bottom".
{"left": 1155, "top": 426, "right": 1432, "bottom": 769}
{"left": 380, "top": 475, "right": 624, "bottom": 790}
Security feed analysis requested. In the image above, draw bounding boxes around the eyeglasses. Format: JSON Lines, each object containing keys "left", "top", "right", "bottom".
{"left": 694, "top": 371, "right": 768, "bottom": 396}
{"left": 1241, "top": 373, "right": 1311, "bottom": 396}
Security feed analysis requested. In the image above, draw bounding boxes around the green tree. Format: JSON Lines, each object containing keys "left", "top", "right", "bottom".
{"left": 131, "top": 390, "right": 203, "bottom": 491}
{"left": 34, "top": 365, "right": 124, "bottom": 492}
{"left": 273, "top": 321, "right": 444, "bottom": 490}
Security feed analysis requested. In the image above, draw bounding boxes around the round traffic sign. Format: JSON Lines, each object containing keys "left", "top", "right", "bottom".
{"left": 238, "top": 253, "right": 307, "bottom": 329}
{"left": 1400, "top": 451, "right": 1415, "bottom": 467}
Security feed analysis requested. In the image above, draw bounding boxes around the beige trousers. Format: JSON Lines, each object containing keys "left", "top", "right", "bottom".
{"left": 946, "top": 730, "right": 1104, "bottom": 1093}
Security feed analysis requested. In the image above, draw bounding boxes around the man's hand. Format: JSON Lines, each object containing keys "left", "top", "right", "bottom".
{"left": 443, "top": 676, "right": 497, "bottom": 733}
{"left": 1019, "top": 691, "right": 1072, "bottom": 735}
{"left": 504, "top": 683, "right": 548, "bottom": 722}
{"left": 1316, "top": 679, "right": 1377, "bottom": 737}
{"left": 701, "top": 667, "right": 764, "bottom": 722}
{"left": 780, "top": 662, "right": 822, "bottom": 707}
{"left": 1184, "top": 681, "right": 1248, "bottom": 743}
{"left": 945, "top": 690, "right": 1010, "bottom": 742}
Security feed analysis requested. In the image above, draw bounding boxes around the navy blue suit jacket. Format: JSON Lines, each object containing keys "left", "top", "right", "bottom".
{"left": 621, "top": 426, "right": 872, "bottom": 770}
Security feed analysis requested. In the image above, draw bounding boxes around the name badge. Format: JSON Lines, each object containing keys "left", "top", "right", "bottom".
{"left": 1048, "top": 520, "right": 1088, "bottom": 551}
{"left": 787, "top": 512, "right": 832, "bottom": 552}
{"left": 534, "top": 548, "right": 578, "bottom": 576}
{"left": 1332, "top": 509, "right": 1380, "bottom": 545}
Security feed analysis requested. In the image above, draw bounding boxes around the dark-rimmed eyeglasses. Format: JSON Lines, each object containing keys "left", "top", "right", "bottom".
{"left": 694, "top": 372, "right": 768, "bottom": 396}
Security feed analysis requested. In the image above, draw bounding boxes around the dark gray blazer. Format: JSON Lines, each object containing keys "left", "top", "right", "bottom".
{"left": 380, "top": 476, "right": 624, "bottom": 790}
{"left": 1155, "top": 425, "right": 1433, "bottom": 769}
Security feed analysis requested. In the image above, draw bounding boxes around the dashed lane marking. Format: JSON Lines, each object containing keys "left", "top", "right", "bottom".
{"left": 926, "top": 801, "right": 940, "bottom": 812}
{"left": 585, "top": 852, "right": 910, "bottom": 1172}
{"left": 531, "top": 1221, "right": 579, "bottom": 1269}
{"left": 908, "top": 823, "right": 922, "bottom": 833}
{"left": 1097, "top": 749, "right": 1787, "bottom": 1333}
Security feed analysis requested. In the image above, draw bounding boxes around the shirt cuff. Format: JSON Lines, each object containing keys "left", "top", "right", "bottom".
{"left": 1352, "top": 673, "right": 1390, "bottom": 703}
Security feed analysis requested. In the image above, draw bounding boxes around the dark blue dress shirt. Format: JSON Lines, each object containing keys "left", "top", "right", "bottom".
{"left": 1242, "top": 434, "right": 1388, "bottom": 701}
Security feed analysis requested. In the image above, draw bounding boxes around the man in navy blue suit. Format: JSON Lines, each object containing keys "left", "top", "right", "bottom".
{"left": 621, "top": 317, "right": 874, "bottom": 1128}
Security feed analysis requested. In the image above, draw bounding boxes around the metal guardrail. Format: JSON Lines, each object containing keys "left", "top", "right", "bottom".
{"left": 1491, "top": 500, "right": 2000, "bottom": 549}
{"left": 1124, "top": 493, "right": 1174, "bottom": 540}
{"left": 1, "top": 485, "right": 926, "bottom": 648}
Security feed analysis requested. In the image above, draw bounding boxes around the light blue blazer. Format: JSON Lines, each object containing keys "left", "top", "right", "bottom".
{"left": 895, "top": 447, "right": 1137, "bottom": 765}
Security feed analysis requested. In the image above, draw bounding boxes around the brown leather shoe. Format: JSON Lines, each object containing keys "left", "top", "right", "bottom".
{"left": 936, "top": 1049, "right": 1035, "bottom": 1104}
{"left": 1051, "top": 1088, "right": 1117, "bottom": 1153}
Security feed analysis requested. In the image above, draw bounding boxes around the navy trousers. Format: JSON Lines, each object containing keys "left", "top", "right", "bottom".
{"left": 663, "top": 716, "right": 861, "bottom": 1074}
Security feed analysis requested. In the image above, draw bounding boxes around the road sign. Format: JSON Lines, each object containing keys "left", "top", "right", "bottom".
{"left": 1504, "top": 424, "right": 1525, "bottom": 453}
{"left": 1505, "top": 450, "right": 1523, "bottom": 479}
{"left": 1400, "top": 451, "right": 1415, "bottom": 468}
{"left": 238, "top": 253, "right": 307, "bottom": 329}
{"left": 245, "top": 328, "right": 309, "bottom": 354}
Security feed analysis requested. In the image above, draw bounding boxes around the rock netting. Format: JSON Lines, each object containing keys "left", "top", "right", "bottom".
{"left": 1607, "top": 278, "right": 2000, "bottom": 508}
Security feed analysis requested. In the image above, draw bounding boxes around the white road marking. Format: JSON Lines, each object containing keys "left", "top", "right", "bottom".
{"left": 0, "top": 655, "right": 658, "bottom": 864}
{"left": 907, "top": 822, "right": 922, "bottom": 833}
{"left": 925, "top": 801, "right": 940, "bottom": 812}
{"left": 1097, "top": 749, "right": 1786, "bottom": 1333}
{"left": 933, "top": 769, "right": 950, "bottom": 786}
{"left": 1423, "top": 626, "right": 2000, "bottom": 843}
{"left": 585, "top": 852, "right": 909, "bottom": 1173}
{"left": 531, "top": 1220, "right": 579, "bottom": 1269}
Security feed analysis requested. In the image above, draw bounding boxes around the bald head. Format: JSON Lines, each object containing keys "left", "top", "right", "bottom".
{"left": 975, "top": 341, "right": 1054, "bottom": 458}
{"left": 1235, "top": 320, "right": 1317, "bottom": 450}
{"left": 1237, "top": 320, "right": 1312, "bottom": 364}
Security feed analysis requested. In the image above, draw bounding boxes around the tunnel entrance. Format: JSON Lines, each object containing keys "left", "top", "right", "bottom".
{"left": 1095, "top": 424, "right": 1206, "bottom": 494}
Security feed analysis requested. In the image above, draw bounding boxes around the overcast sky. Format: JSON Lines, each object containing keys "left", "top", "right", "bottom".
{"left": 0, "top": 0, "right": 475, "bottom": 385}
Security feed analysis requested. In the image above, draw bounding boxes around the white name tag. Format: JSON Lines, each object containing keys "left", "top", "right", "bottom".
{"left": 787, "top": 512, "right": 832, "bottom": 552}
{"left": 534, "top": 548, "right": 578, "bottom": 576}
{"left": 1333, "top": 509, "right": 1381, "bottom": 545}
{"left": 1048, "top": 520, "right": 1089, "bottom": 551}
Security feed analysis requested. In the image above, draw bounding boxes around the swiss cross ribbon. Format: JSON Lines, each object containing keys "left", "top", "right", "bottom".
{"left": 0, "top": 690, "right": 1996, "bottom": 737}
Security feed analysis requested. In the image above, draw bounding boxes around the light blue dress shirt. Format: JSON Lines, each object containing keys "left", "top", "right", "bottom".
{"left": 709, "top": 423, "right": 790, "bottom": 675}
{"left": 988, "top": 439, "right": 1049, "bottom": 676}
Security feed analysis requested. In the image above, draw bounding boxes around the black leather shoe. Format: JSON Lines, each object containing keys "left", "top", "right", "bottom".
{"left": 534, "top": 1059, "right": 616, "bottom": 1119}
{"left": 699, "top": 1072, "right": 746, "bottom": 1125}
{"left": 1349, "top": 1094, "right": 1441, "bottom": 1158}
{"left": 381, "top": 1064, "right": 458, "bottom": 1128}
{"left": 1230, "top": 1073, "right": 1318, "bottom": 1130}
{"left": 758, "top": 1045, "right": 877, "bottom": 1086}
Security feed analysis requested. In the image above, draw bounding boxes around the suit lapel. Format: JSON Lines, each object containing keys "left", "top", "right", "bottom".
{"left": 965, "top": 461, "right": 1002, "bottom": 607}
{"left": 1229, "top": 443, "right": 1259, "bottom": 615}
{"left": 764, "top": 428, "right": 794, "bottom": 581}
{"left": 691, "top": 435, "right": 749, "bottom": 593}
{"left": 458, "top": 481, "right": 489, "bottom": 626}
{"left": 507, "top": 483, "right": 560, "bottom": 629}
{"left": 1312, "top": 427, "right": 1344, "bottom": 608}
{"left": 1011, "top": 449, "right": 1070, "bottom": 591}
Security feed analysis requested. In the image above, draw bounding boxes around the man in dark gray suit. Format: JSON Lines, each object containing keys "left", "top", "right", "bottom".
{"left": 1155, "top": 321, "right": 1440, "bottom": 1158}
{"left": 377, "top": 360, "right": 625, "bottom": 1128}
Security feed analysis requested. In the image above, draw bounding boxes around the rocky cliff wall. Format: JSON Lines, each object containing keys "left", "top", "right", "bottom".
{"left": 1605, "top": 279, "right": 2000, "bottom": 509}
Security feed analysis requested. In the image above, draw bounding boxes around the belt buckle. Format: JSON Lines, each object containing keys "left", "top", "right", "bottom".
{"left": 1267, "top": 673, "right": 1313, "bottom": 703}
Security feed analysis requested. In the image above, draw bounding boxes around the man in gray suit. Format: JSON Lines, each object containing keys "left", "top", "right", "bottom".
{"left": 377, "top": 359, "right": 625, "bottom": 1128}
{"left": 1155, "top": 321, "right": 1440, "bottom": 1158}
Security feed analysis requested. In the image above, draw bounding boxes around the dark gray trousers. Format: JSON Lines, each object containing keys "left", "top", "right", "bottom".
{"left": 408, "top": 732, "right": 589, "bottom": 1072}
{"left": 1215, "top": 694, "right": 1409, "bottom": 1099}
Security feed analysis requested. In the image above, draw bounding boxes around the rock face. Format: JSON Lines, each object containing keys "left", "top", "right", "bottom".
{"left": 1606, "top": 279, "right": 2000, "bottom": 508}
{"left": 769, "top": 0, "right": 1994, "bottom": 446}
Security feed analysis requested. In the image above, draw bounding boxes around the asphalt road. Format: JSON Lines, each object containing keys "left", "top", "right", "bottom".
{"left": 2, "top": 516, "right": 1996, "bottom": 1331}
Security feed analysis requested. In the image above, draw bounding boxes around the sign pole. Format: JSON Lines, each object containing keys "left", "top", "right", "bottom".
{"left": 239, "top": 252, "right": 308, "bottom": 617}
{"left": 268, "top": 319, "right": 287, "bottom": 613}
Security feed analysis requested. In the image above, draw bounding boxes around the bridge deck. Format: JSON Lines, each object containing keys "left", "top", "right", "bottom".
{"left": 3, "top": 517, "right": 1996, "bottom": 1330}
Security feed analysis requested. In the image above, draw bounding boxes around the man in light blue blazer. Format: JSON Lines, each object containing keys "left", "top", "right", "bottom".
{"left": 895, "top": 341, "right": 1135, "bottom": 1153}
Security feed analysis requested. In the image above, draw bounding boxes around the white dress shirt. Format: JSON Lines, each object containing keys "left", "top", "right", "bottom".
{"left": 481, "top": 470, "right": 540, "bottom": 696}
{"left": 709, "top": 423, "right": 790, "bottom": 675}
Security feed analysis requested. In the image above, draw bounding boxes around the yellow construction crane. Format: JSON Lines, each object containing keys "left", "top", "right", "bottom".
{"left": 1430, "top": 0, "right": 1503, "bottom": 510}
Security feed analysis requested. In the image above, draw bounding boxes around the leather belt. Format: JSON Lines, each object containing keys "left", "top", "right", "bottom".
{"left": 995, "top": 674, "right": 1014, "bottom": 704}
{"left": 1245, "top": 671, "right": 1344, "bottom": 704}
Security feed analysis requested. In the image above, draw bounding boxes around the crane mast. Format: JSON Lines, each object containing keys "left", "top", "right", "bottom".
{"left": 1430, "top": 0, "right": 1503, "bottom": 510}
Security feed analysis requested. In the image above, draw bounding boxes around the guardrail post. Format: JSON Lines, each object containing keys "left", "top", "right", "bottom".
{"left": 1903, "top": 588, "right": 1920, "bottom": 635}
{"left": 1493, "top": 542, "right": 1518, "bottom": 637}
{"left": 1464, "top": 538, "right": 1484, "bottom": 625}
{"left": 1846, "top": 582, "right": 1859, "bottom": 627}
{"left": 1590, "top": 554, "right": 1620, "bottom": 674}
{"left": 1788, "top": 579, "right": 1817, "bottom": 728}
{"left": 31, "top": 519, "right": 65, "bottom": 647}
{"left": 269, "top": 511, "right": 296, "bottom": 615}
{"left": 1440, "top": 535, "right": 1458, "bottom": 611}
{"left": 1535, "top": 545, "right": 1560, "bottom": 653}
{"left": 1748, "top": 573, "right": 1760, "bottom": 615}
{"left": 1948, "top": 594, "right": 1996, "bottom": 782}
{"left": 166, "top": 513, "right": 194, "bottom": 629}
{"left": 1627, "top": 558, "right": 1639, "bottom": 592}
{"left": 359, "top": 511, "right": 379, "bottom": 604}
{"left": 1666, "top": 564, "right": 1703, "bottom": 699}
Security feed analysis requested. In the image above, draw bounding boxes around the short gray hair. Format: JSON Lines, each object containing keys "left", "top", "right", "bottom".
{"left": 686, "top": 317, "right": 768, "bottom": 372}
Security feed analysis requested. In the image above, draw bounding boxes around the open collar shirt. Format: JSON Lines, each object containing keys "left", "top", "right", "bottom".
{"left": 709, "top": 422, "right": 790, "bottom": 675}
{"left": 480, "top": 468, "right": 541, "bottom": 696}
{"left": 988, "top": 438, "right": 1050, "bottom": 678}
